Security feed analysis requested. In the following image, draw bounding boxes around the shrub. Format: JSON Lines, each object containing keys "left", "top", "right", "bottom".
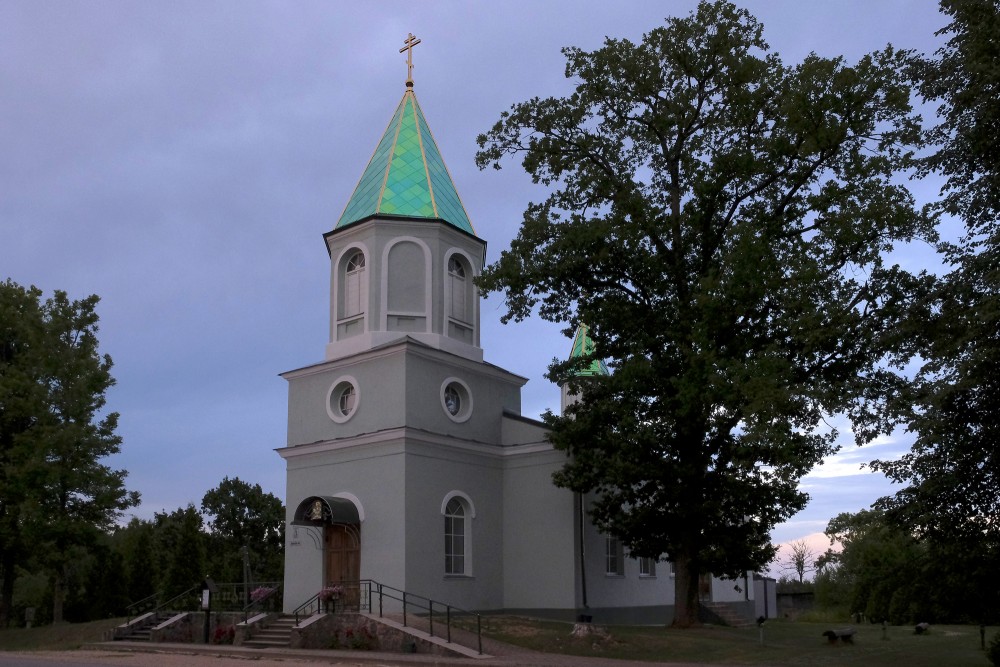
{"left": 987, "top": 630, "right": 1000, "bottom": 667}
{"left": 212, "top": 624, "right": 235, "bottom": 644}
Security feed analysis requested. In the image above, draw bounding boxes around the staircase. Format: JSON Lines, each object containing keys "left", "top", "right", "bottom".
{"left": 115, "top": 613, "right": 169, "bottom": 641}
{"left": 242, "top": 614, "right": 298, "bottom": 648}
{"left": 702, "top": 602, "right": 754, "bottom": 627}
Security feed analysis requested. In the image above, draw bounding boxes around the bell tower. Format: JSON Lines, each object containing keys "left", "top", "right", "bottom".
{"left": 280, "top": 36, "right": 547, "bottom": 615}
{"left": 322, "top": 41, "right": 484, "bottom": 363}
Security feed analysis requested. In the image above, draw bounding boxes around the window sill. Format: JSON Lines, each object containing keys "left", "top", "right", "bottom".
{"left": 444, "top": 574, "right": 475, "bottom": 580}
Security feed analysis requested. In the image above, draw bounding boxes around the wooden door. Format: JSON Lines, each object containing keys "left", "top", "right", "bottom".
{"left": 325, "top": 523, "right": 360, "bottom": 609}
{"left": 698, "top": 573, "right": 713, "bottom": 602}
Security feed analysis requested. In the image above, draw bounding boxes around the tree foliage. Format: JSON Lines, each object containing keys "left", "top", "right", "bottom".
{"left": 816, "top": 510, "right": 927, "bottom": 623}
{"left": 201, "top": 476, "right": 284, "bottom": 585}
{"left": 870, "top": 0, "right": 1000, "bottom": 624}
{"left": 815, "top": 509, "right": 993, "bottom": 624}
{"left": 476, "top": 0, "right": 928, "bottom": 626}
{"left": 155, "top": 505, "right": 206, "bottom": 599}
{"left": 0, "top": 280, "right": 139, "bottom": 625}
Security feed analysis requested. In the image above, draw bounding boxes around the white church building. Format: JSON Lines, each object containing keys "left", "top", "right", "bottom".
{"left": 278, "top": 52, "right": 755, "bottom": 625}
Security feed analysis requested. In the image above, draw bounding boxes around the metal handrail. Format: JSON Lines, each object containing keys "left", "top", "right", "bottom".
{"left": 242, "top": 584, "right": 282, "bottom": 623}
{"left": 292, "top": 591, "right": 321, "bottom": 625}
{"left": 126, "top": 591, "right": 161, "bottom": 623}
{"left": 363, "top": 579, "right": 482, "bottom": 655}
{"left": 157, "top": 583, "right": 202, "bottom": 614}
{"left": 288, "top": 579, "right": 482, "bottom": 654}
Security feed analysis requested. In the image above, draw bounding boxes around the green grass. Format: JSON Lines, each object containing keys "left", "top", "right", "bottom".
{"left": 474, "top": 616, "right": 998, "bottom": 666}
{"left": 0, "top": 618, "right": 122, "bottom": 651}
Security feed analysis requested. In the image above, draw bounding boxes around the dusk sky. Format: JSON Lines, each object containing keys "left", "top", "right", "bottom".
{"left": 2, "top": 1, "right": 951, "bottom": 571}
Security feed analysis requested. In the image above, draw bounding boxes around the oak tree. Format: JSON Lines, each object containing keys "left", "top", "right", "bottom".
{"left": 201, "top": 476, "right": 284, "bottom": 586}
{"left": 476, "top": 1, "right": 928, "bottom": 626}
{"left": 0, "top": 280, "right": 139, "bottom": 624}
{"left": 871, "top": 0, "right": 1000, "bottom": 626}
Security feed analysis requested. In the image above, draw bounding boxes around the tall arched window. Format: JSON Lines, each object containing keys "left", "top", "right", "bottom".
{"left": 337, "top": 249, "right": 367, "bottom": 339}
{"left": 444, "top": 497, "right": 466, "bottom": 575}
{"left": 441, "top": 491, "right": 477, "bottom": 576}
{"left": 344, "top": 251, "right": 366, "bottom": 318}
{"left": 446, "top": 254, "right": 474, "bottom": 343}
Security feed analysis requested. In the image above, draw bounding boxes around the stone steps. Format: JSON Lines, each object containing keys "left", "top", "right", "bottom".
{"left": 242, "top": 615, "right": 297, "bottom": 648}
{"left": 115, "top": 613, "right": 168, "bottom": 641}
{"left": 703, "top": 602, "right": 754, "bottom": 628}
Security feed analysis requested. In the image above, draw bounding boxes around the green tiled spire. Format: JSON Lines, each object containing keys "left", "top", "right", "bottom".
{"left": 569, "top": 324, "right": 609, "bottom": 376}
{"left": 335, "top": 89, "right": 476, "bottom": 235}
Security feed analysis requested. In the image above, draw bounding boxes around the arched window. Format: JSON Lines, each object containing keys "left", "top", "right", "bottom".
{"left": 447, "top": 256, "right": 468, "bottom": 322}
{"left": 336, "top": 249, "right": 367, "bottom": 340}
{"left": 343, "top": 251, "right": 366, "bottom": 318}
{"left": 444, "top": 497, "right": 466, "bottom": 575}
{"left": 441, "top": 492, "right": 475, "bottom": 576}
{"left": 445, "top": 253, "right": 474, "bottom": 343}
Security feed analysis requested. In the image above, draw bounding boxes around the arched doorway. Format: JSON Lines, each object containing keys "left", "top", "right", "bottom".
{"left": 325, "top": 522, "right": 360, "bottom": 609}
{"left": 292, "top": 496, "right": 362, "bottom": 610}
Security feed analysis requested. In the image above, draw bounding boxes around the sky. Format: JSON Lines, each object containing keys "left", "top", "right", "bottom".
{"left": 1, "top": 1, "right": 951, "bottom": 572}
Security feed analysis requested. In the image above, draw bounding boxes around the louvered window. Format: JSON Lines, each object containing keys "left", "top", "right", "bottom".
{"left": 344, "top": 252, "right": 365, "bottom": 318}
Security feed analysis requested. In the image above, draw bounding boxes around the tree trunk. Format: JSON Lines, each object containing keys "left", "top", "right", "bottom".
{"left": 671, "top": 552, "right": 701, "bottom": 628}
{"left": 51, "top": 570, "right": 65, "bottom": 624}
{"left": 0, "top": 548, "right": 16, "bottom": 628}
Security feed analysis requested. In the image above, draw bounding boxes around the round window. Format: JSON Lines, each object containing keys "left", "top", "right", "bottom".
{"left": 440, "top": 377, "right": 472, "bottom": 423}
{"left": 326, "top": 376, "right": 360, "bottom": 423}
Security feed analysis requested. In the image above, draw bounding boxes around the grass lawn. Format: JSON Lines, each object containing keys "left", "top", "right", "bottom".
{"left": 475, "top": 616, "right": 998, "bottom": 666}
{"left": 0, "top": 618, "right": 121, "bottom": 651}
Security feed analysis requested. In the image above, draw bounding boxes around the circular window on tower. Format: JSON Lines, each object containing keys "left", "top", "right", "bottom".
{"left": 440, "top": 377, "right": 473, "bottom": 423}
{"left": 326, "top": 376, "right": 360, "bottom": 423}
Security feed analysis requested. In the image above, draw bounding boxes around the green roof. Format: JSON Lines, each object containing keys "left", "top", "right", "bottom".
{"left": 335, "top": 89, "right": 476, "bottom": 235}
{"left": 569, "top": 324, "right": 609, "bottom": 376}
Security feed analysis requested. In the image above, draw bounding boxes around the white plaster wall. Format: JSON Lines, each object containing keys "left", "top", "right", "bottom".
{"left": 580, "top": 513, "right": 676, "bottom": 612}
{"left": 501, "top": 450, "right": 578, "bottom": 610}
{"left": 285, "top": 353, "right": 407, "bottom": 446}
{"left": 403, "top": 350, "right": 523, "bottom": 444}
{"left": 711, "top": 573, "right": 754, "bottom": 602}
{"left": 281, "top": 440, "right": 407, "bottom": 612}
{"left": 402, "top": 442, "right": 505, "bottom": 611}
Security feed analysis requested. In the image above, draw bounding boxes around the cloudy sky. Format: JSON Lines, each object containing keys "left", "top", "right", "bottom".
{"left": 2, "top": 1, "right": 950, "bottom": 567}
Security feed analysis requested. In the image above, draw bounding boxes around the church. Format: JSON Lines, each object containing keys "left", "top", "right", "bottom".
{"left": 277, "top": 37, "right": 755, "bottom": 625}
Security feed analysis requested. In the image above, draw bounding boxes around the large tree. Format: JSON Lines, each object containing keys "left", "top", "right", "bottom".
{"left": 201, "top": 476, "right": 284, "bottom": 587}
{"left": 817, "top": 509, "right": 927, "bottom": 624}
{"left": 871, "top": 0, "right": 1000, "bottom": 626}
{"left": 475, "top": 1, "right": 929, "bottom": 626}
{"left": 0, "top": 280, "right": 139, "bottom": 624}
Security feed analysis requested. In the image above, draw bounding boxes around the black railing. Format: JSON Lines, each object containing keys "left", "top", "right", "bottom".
{"left": 126, "top": 580, "right": 284, "bottom": 625}
{"left": 293, "top": 591, "right": 321, "bottom": 625}
{"left": 366, "top": 580, "right": 482, "bottom": 655}
{"left": 241, "top": 584, "right": 282, "bottom": 623}
{"left": 212, "top": 581, "right": 281, "bottom": 612}
{"left": 126, "top": 591, "right": 161, "bottom": 623}
{"left": 156, "top": 584, "right": 202, "bottom": 614}
{"left": 290, "top": 580, "right": 481, "bottom": 655}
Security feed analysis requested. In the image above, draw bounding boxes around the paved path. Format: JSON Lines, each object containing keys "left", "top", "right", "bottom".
{"left": 0, "top": 639, "right": 725, "bottom": 667}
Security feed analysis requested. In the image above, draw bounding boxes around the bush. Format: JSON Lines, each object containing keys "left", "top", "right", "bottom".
{"left": 987, "top": 630, "right": 1000, "bottom": 667}
{"left": 212, "top": 625, "right": 235, "bottom": 644}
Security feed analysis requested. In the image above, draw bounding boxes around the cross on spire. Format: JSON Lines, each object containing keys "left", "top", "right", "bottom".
{"left": 399, "top": 33, "right": 422, "bottom": 87}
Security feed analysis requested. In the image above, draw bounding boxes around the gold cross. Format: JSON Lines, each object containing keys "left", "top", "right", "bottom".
{"left": 399, "top": 33, "right": 422, "bottom": 85}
